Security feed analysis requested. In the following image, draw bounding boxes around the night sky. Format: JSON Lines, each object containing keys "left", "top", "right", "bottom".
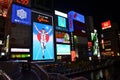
{"left": 54, "top": 0, "right": 120, "bottom": 30}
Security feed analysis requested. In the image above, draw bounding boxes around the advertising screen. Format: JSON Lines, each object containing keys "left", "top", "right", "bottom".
{"left": 55, "top": 10, "right": 68, "bottom": 31}
{"left": 33, "top": 22, "right": 54, "bottom": 61}
{"left": 56, "top": 31, "right": 70, "bottom": 43}
{"left": 58, "top": 16, "right": 66, "bottom": 28}
{"left": 11, "top": 4, "right": 31, "bottom": 25}
{"left": 56, "top": 44, "right": 71, "bottom": 55}
{"left": 55, "top": 15, "right": 68, "bottom": 31}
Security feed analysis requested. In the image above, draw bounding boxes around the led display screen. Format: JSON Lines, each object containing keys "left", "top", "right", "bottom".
{"left": 56, "top": 44, "right": 71, "bottom": 55}
{"left": 55, "top": 15, "right": 68, "bottom": 31}
{"left": 56, "top": 31, "right": 70, "bottom": 43}
{"left": 58, "top": 16, "right": 66, "bottom": 28}
{"left": 11, "top": 4, "right": 31, "bottom": 25}
{"left": 33, "top": 22, "right": 54, "bottom": 61}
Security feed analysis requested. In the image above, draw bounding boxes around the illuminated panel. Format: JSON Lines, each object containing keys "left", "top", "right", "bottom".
{"left": 11, "top": 4, "right": 31, "bottom": 25}
{"left": 56, "top": 31, "right": 70, "bottom": 43}
{"left": 101, "top": 20, "right": 111, "bottom": 30}
{"left": 88, "top": 41, "right": 92, "bottom": 47}
{"left": 55, "top": 10, "right": 68, "bottom": 31}
{"left": 56, "top": 44, "right": 71, "bottom": 55}
{"left": 32, "top": 10, "right": 54, "bottom": 61}
{"left": 11, "top": 48, "right": 30, "bottom": 52}
{"left": 0, "top": 40, "right": 2, "bottom": 45}
{"left": 55, "top": 10, "right": 67, "bottom": 18}
{"left": 71, "top": 51, "right": 76, "bottom": 62}
{"left": 68, "top": 11, "right": 85, "bottom": 32}
{"left": 58, "top": 16, "right": 66, "bottom": 28}
{"left": 33, "top": 22, "right": 54, "bottom": 61}
{"left": 91, "top": 29, "right": 100, "bottom": 56}
{"left": 11, "top": 54, "right": 30, "bottom": 58}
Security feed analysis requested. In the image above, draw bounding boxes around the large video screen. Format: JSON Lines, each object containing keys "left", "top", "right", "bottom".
{"left": 33, "top": 22, "right": 54, "bottom": 61}
{"left": 56, "top": 44, "right": 71, "bottom": 55}
{"left": 56, "top": 31, "right": 70, "bottom": 43}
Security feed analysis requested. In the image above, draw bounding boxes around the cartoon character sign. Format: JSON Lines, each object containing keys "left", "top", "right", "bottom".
{"left": 33, "top": 22, "right": 54, "bottom": 60}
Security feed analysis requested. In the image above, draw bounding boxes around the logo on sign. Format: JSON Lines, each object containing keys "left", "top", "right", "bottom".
{"left": 17, "top": 9, "right": 27, "bottom": 19}
{"left": 11, "top": 4, "right": 31, "bottom": 25}
{"left": 37, "top": 15, "right": 49, "bottom": 23}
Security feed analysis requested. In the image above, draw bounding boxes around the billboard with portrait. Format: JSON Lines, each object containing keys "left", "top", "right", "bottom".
{"left": 33, "top": 22, "right": 54, "bottom": 61}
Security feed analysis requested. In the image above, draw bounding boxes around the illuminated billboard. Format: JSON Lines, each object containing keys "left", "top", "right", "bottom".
{"left": 56, "top": 44, "right": 71, "bottom": 55}
{"left": 68, "top": 11, "right": 85, "bottom": 32}
{"left": 58, "top": 16, "right": 66, "bottom": 28}
{"left": 56, "top": 31, "right": 70, "bottom": 43}
{"left": 91, "top": 29, "right": 100, "bottom": 56}
{"left": 11, "top": 4, "right": 31, "bottom": 25}
{"left": 101, "top": 20, "right": 111, "bottom": 30}
{"left": 10, "top": 48, "right": 31, "bottom": 60}
{"left": 33, "top": 22, "right": 54, "bottom": 61}
{"left": 55, "top": 10, "right": 68, "bottom": 31}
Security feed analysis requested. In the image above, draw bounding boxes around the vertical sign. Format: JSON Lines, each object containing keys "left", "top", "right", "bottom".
{"left": 32, "top": 11, "right": 54, "bottom": 61}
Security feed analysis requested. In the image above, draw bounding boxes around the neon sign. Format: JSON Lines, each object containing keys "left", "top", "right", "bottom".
{"left": 68, "top": 11, "right": 85, "bottom": 32}
{"left": 16, "top": 0, "right": 29, "bottom": 5}
{"left": 37, "top": 15, "right": 49, "bottom": 23}
{"left": 101, "top": 20, "right": 111, "bottom": 30}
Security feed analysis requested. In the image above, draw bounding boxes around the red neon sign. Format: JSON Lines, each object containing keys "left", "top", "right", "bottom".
{"left": 16, "top": 0, "right": 29, "bottom": 5}
{"left": 101, "top": 20, "right": 111, "bottom": 30}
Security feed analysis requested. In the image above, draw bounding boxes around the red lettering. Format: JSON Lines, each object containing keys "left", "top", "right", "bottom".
{"left": 37, "top": 16, "right": 49, "bottom": 23}
{"left": 16, "top": 0, "right": 29, "bottom": 5}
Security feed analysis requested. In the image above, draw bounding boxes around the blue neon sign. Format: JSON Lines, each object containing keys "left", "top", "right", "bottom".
{"left": 11, "top": 4, "right": 31, "bottom": 25}
{"left": 68, "top": 11, "right": 85, "bottom": 32}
